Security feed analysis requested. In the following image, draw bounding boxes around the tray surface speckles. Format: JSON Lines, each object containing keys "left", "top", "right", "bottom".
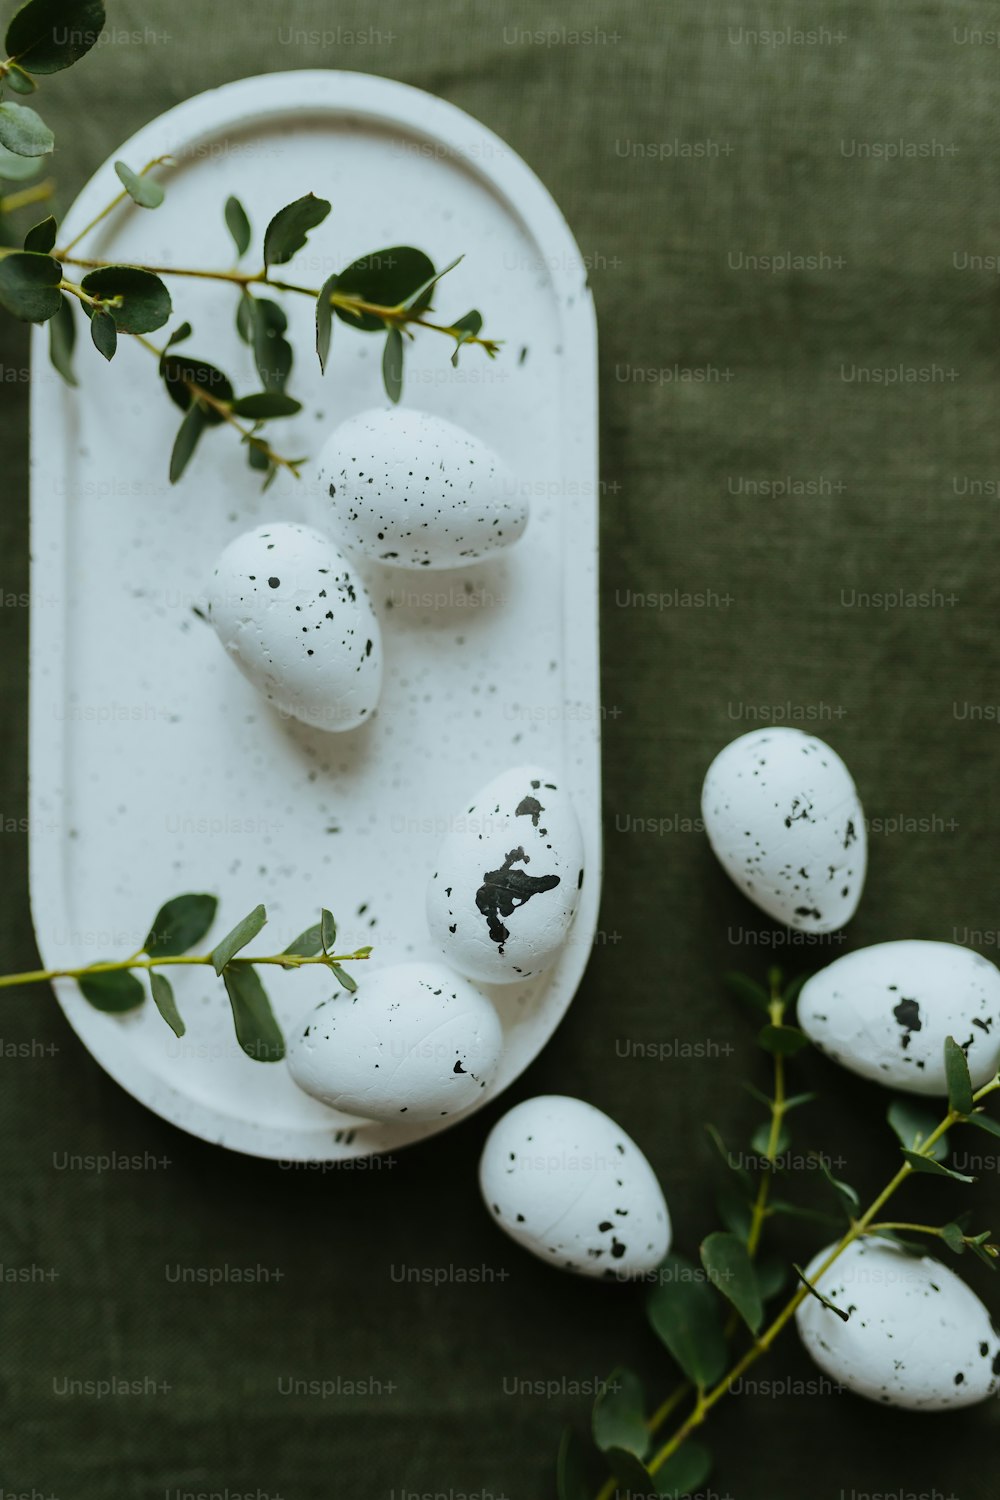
{"left": 29, "top": 70, "right": 600, "bottom": 1160}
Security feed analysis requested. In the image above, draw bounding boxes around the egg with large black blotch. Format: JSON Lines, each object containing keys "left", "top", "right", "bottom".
{"left": 313, "top": 406, "right": 528, "bottom": 569}
{"left": 206, "top": 522, "right": 382, "bottom": 731}
{"left": 797, "top": 940, "right": 1000, "bottom": 1094}
{"left": 796, "top": 1239, "right": 1000, "bottom": 1410}
{"left": 701, "top": 728, "right": 866, "bottom": 932}
{"left": 286, "top": 961, "right": 503, "bottom": 1123}
{"left": 479, "top": 1095, "right": 672, "bottom": 1278}
{"left": 426, "top": 765, "right": 584, "bottom": 984}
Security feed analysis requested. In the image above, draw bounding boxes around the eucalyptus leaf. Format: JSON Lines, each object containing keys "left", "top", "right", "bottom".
{"left": 320, "top": 908, "right": 337, "bottom": 954}
{"left": 0, "top": 139, "right": 43, "bottom": 179}
{"left": 80, "top": 265, "right": 170, "bottom": 333}
{"left": 229, "top": 391, "right": 301, "bottom": 420}
{"left": 782, "top": 973, "right": 809, "bottom": 1007}
{"left": 6, "top": 63, "right": 36, "bottom": 93}
{"left": 149, "top": 972, "right": 185, "bottom": 1038}
{"left": 646, "top": 1254, "right": 728, "bottom": 1388}
{"left": 382, "top": 326, "right": 404, "bottom": 403}
{"left": 887, "top": 1097, "right": 949, "bottom": 1160}
{"left": 221, "top": 963, "right": 284, "bottom": 1062}
{"left": 89, "top": 309, "right": 116, "bottom": 359}
{"left": 251, "top": 296, "right": 292, "bottom": 392}
{"left": 704, "top": 1123, "right": 754, "bottom": 1195}
{"left": 330, "top": 962, "right": 357, "bottom": 994}
{"left": 22, "top": 212, "right": 55, "bottom": 251}
{"left": 5, "top": 0, "right": 105, "bottom": 73}
{"left": 224, "top": 194, "right": 251, "bottom": 257}
{"left": 450, "top": 308, "right": 483, "bottom": 366}
{"left": 723, "top": 971, "right": 770, "bottom": 1013}
{"left": 160, "top": 353, "right": 233, "bottom": 423}
{"left": 751, "top": 1118, "right": 789, "bottom": 1156}
{"left": 901, "top": 1149, "right": 976, "bottom": 1183}
{"left": 211, "top": 903, "right": 267, "bottom": 974}
{"left": 333, "top": 245, "right": 435, "bottom": 331}
{"left": 315, "top": 272, "right": 337, "bottom": 371}
{"left": 48, "top": 291, "right": 76, "bottom": 384}
{"left": 941, "top": 1221, "right": 967, "bottom": 1254}
{"left": 965, "top": 1111, "right": 1000, "bottom": 1138}
{"left": 0, "top": 100, "right": 53, "bottom": 156}
{"left": 162, "top": 320, "right": 192, "bottom": 354}
{"left": 169, "top": 404, "right": 208, "bottom": 482}
{"left": 591, "top": 1368, "right": 647, "bottom": 1460}
{"left": 758, "top": 1023, "right": 810, "bottom": 1056}
{"left": 145, "top": 893, "right": 218, "bottom": 956}
{"left": 945, "top": 1036, "right": 974, "bottom": 1116}
{"left": 555, "top": 1427, "right": 589, "bottom": 1500}
{"left": 656, "top": 1439, "right": 713, "bottom": 1500}
{"left": 700, "top": 1231, "right": 763, "bottom": 1333}
{"left": 114, "top": 159, "right": 164, "bottom": 209}
{"left": 601, "top": 1448, "right": 653, "bottom": 1497}
{"left": 817, "top": 1161, "right": 860, "bottom": 1219}
{"left": 262, "top": 191, "right": 330, "bottom": 267}
{"left": 0, "top": 249, "right": 60, "bottom": 321}
{"left": 783, "top": 1090, "right": 819, "bottom": 1113}
{"left": 78, "top": 966, "right": 144, "bottom": 1013}
{"left": 283, "top": 922, "right": 323, "bottom": 959}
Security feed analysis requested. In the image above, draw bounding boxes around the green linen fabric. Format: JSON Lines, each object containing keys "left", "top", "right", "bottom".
{"left": 1, "top": 2, "right": 999, "bottom": 1496}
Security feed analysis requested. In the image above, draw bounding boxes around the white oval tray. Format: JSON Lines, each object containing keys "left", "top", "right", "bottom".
{"left": 28, "top": 70, "right": 600, "bottom": 1160}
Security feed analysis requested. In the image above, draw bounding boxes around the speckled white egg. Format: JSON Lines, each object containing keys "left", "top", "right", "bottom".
{"left": 701, "top": 728, "right": 866, "bottom": 932}
{"left": 314, "top": 407, "right": 528, "bottom": 568}
{"left": 206, "top": 522, "right": 382, "bottom": 731}
{"left": 796, "top": 1239, "right": 1000, "bottom": 1409}
{"left": 479, "top": 1095, "right": 671, "bottom": 1278}
{"left": 797, "top": 940, "right": 1000, "bottom": 1094}
{"left": 286, "top": 961, "right": 503, "bottom": 1122}
{"left": 426, "top": 765, "right": 584, "bottom": 984}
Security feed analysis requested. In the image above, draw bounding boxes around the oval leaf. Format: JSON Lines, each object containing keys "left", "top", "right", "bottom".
{"left": 211, "top": 904, "right": 266, "bottom": 974}
{"left": 320, "top": 908, "right": 337, "bottom": 954}
{"left": 315, "top": 272, "right": 337, "bottom": 372}
{"left": 0, "top": 139, "right": 43, "bottom": 180}
{"left": 224, "top": 193, "right": 251, "bottom": 257}
{"left": 758, "top": 1023, "right": 810, "bottom": 1056}
{"left": 262, "top": 191, "right": 330, "bottom": 268}
{"left": 555, "top": 1427, "right": 589, "bottom": 1500}
{"left": 6, "top": 0, "right": 105, "bottom": 73}
{"left": 6, "top": 63, "right": 36, "bottom": 93}
{"left": 48, "top": 291, "right": 76, "bottom": 385}
{"left": 251, "top": 296, "right": 292, "bottom": 392}
{"left": 160, "top": 353, "right": 233, "bottom": 423}
{"left": 700, "top": 1231, "right": 763, "bottom": 1333}
{"left": 646, "top": 1254, "right": 728, "bottom": 1389}
{"left": 229, "top": 391, "right": 301, "bottom": 420}
{"left": 333, "top": 246, "right": 435, "bottom": 332}
{"left": 169, "top": 405, "right": 208, "bottom": 480}
{"left": 0, "top": 100, "right": 53, "bottom": 156}
{"left": 888, "top": 1097, "right": 949, "bottom": 1160}
{"left": 149, "top": 972, "right": 184, "bottom": 1038}
{"left": 80, "top": 265, "right": 170, "bottom": 333}
{"left": 901, "top": 1149, "right": 976, "bottom": 1183}
{"left": 591, "top": 1368, "right": 647, "bottom": 1460}
{"left": 450, "top": 308, "right": 483, "bottom": 366}
{"left": 78, "top": 966, "right": 144, "bottom": 1013}
{"left": 656, "top": 1439, "right": 713, "bottom": 1500}
{"left": 114, "top": 159, "right": 164, "bottom": 209}
{"left": 945, "top": 1036, "right": 974, "bottom": 1116}
{"left": 221, "top": 964, "right": 284, "bottom": 1062}
{"left": 382, "top": 325, "right": 404, "bottom": 403}
{"left": 282, "top": 922, "right": 323, "bottom": 959}
{"left": 0, "top": 249, "right": 60, "bottom": 321}
{"left": 330, "top": 962, "right": 357, "bottom": 994}
{"left": 22, "top": 212, "right": 55, "bottom": 251}
{"left": 145, "top": 893, "right": 218, "bottom": 957}
{"left": 89, "top": 309, "right": 116, "bottom": 359}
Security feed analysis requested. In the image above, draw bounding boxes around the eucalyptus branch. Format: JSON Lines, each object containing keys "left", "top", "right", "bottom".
{"left": 585, "top": 1013, "right": 1000, "bottom": 1500}
{"left": 0, "top": 892, "right": 371, "bottom": 1064}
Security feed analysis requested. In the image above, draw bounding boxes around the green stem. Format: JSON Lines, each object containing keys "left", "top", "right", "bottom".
{"left": 0, "top": 949, "right": 370, "bottom": 990}
{"left": 56, "top": 156, "right": 173, "bottom": 257}
{"left": 0, "top": 178, "right": 54, "bottom": 215}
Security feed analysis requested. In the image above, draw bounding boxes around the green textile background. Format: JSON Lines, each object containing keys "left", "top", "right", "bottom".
{"left": 2, "top": 1, "right": 999, "bottom": 1496}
